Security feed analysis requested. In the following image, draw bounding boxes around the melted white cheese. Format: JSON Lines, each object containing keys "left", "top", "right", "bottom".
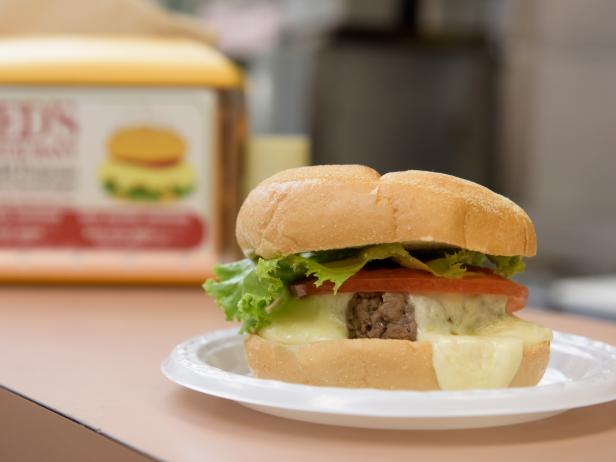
{"left": 412, "top": 294, "right": 550, "bottom": 389}
{"left": 411, "top": 293, "right": 551, "bottom": 346}
{"left": 258, "top": 293, "right": 552, "bottom": 390}
{"left": 259, "top": 294, "right": 351, "bottom": 345}
{"left": 426, "top": 334, "right": 523, "bottom": 390}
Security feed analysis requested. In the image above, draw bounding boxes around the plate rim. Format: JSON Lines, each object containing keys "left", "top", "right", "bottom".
{"left": 161, "top": 328, "right": 616, "bottom": 418}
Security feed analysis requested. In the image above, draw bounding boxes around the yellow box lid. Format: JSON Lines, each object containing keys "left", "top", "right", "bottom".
{"left": 0, "top": 36, "right": 242, "bottom": 88}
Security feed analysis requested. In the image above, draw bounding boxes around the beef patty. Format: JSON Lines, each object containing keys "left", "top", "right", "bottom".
{"left": 346, "top": 292, "right": 417, "bottom": 341}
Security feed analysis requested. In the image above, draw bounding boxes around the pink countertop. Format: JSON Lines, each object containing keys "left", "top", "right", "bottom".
{"left": 1, "top": 287, "right": 615, "bottom": 461}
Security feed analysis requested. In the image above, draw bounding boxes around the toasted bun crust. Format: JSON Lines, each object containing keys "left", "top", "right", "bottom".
{"left": 236, "top": 165, "right": 536, "bottom": 258}
{"left": 245, "top": 335, "right": 550, "bottom": 390}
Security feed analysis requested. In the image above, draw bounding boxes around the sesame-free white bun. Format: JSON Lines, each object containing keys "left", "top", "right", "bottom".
{"left": 244, "top": 335, "right": 550, "bottom": 390}
{"left": 236, "top": 165, "right": 544, "bottom": 390}
{"left": 236, "top": 165, "right": 536, "bottom": 259}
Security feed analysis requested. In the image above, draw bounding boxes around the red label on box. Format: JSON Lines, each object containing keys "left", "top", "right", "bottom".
{"left": 0, "top": 206, "right": 204, "bottom": 249}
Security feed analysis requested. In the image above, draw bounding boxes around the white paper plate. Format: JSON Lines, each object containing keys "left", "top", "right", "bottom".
{"left": 162, "top": 329, "right": 616, "bottom": 430}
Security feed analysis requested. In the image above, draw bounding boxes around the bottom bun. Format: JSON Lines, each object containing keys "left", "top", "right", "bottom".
{"left": 244, "top": 335, "right": 550, "bottom": 390}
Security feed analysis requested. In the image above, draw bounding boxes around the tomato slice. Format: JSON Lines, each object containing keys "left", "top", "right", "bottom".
{"left": 290, "top": 268, "right": 528, "bottom": 313}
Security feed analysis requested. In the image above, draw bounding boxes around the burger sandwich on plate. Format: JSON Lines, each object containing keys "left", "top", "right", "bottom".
{"left": 205, "top": 165, "right": 552, "bottom": 391}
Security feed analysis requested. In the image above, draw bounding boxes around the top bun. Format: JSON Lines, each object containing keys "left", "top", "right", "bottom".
{"left": 237, "top": 165, "right": 536, "bottom": 259}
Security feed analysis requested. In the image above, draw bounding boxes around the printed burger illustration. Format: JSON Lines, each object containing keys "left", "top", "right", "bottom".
{"left": 100, "top": 126, "right": 195, "bottom": 201}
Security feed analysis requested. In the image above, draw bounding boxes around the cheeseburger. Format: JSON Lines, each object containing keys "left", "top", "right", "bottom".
{"left": 205, "top": 165, "right": 552, "bottom": 390}
{"left": 100, "top": 126, "right": 195, "bottom": 201}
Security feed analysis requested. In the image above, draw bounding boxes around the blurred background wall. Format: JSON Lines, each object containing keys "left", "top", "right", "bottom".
{"left": 1, "top": 0, "right": 614, "bottom": 316}
{"left": 165, "top": 0, "right": 615, "bottom": 277}
{"left": 501, "top": 0, "right": 616, "bottom": 277}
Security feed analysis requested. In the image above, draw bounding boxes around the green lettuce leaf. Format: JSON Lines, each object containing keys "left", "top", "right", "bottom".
{"left": 204, "top": 245, "right": 403, "bottom": 332}
{"left": 204, "top": 244, "right": 526, "bottom": 333}
{"left": 289, "top": 244, "right": 414, "bottom": 290}
{"left": 423, "top": 250, "right": 486, "bottom": 277}
{"left": 487, "top": 255, "right": 526, "bottom": 278}
{"left": 203, "top": 259, "right": 288, "bottom": 333}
